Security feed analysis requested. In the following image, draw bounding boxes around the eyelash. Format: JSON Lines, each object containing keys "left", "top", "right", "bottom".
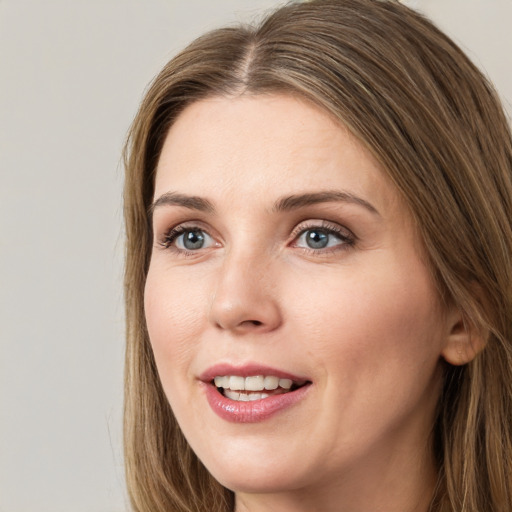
{"left": 157, "top": 220, "right": 356, "bottom": 257}
{"left": 290, "top": 220, "right": 356, "bottom": 255}
{"left": 158, "top": 223, "right": 214, "bottom": 256}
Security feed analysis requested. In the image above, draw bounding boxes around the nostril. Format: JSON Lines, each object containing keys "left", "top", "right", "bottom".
{"left": 242, "top": 320, "right": 263, "bottom": 327}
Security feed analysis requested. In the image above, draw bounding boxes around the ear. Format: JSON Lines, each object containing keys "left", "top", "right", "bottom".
{"left": 441, "top": 307, "right": 488, "bottom": 366}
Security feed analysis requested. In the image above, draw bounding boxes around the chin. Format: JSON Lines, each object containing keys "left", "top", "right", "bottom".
{"left": 195, "top": 438, "right": 322, "bottom": 495}
{"left": 212, "top": 466, "right": 306, "bottom": 495}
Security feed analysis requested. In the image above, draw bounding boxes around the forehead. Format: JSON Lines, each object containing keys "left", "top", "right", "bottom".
{"left": 154, "top": 94, "right": 401, "bottom": 217}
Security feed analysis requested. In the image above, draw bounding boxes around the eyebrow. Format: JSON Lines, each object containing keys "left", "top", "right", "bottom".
{"left": 149, "top": 192, "right": 215, "bottom": 215}
{"left": 273, "top": 190, "right": 380, "bottom": 216}
{"left": 149, "top": 189, "right": 380, "bottom": 217}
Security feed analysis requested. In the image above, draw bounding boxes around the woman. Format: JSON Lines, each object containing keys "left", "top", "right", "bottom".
{"left": 123, "top": 0, "right": 512, "bottom": 511}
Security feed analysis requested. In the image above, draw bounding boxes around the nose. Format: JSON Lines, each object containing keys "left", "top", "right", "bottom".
{"left": 208, "top": 249, "right": 282, "bottom": 334}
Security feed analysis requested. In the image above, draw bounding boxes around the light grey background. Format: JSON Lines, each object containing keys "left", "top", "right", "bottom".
{"left": 1, "top": 1, "right": 510, "bottom": 511}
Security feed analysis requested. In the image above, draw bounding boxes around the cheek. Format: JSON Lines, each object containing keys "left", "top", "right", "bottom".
{"left": 144, "top": 266, "right": 207, "bottom": 382}
{"left": 289, "top": 257, "right": 445, "bottom": 391}
{"left": 283, "top": 259, "right": 445, "bottom": 462}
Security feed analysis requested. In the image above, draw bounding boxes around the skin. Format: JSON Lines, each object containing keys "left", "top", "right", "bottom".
{"left": 145, "top": 94, "right": 466, "bottom": 512}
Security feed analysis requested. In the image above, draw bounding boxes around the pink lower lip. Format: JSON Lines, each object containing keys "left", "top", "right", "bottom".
{"left": 202, "top": 382, "right": 311, "bottom": 423}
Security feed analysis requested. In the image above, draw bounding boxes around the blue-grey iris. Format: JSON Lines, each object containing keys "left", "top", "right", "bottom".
{"left": 183, "top": 230, "right": 205, "bottom": 250}
{"left": 306, "top": 230, "right": 329, "bottom": 249}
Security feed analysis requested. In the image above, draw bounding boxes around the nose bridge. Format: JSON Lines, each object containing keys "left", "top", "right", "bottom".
{"left": 208, "top": 243, "right": 281, "bottom": 333}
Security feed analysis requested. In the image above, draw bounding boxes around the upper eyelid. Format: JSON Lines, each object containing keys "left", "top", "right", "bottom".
{"left": 156, "top": 219, "right": 211, "bottom": 238}
{"left": 161, "top": 223, "right": 213, "bottom": 242}
{"left": 290, "top": 219, "right": 354, "bottom": 237}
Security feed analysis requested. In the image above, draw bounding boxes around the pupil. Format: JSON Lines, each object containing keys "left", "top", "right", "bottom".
{"left": 307, "top": 230, "right": 328, "bottom": 249}
{"left": 184, "top": 230, "right": 205, "bottom": 250}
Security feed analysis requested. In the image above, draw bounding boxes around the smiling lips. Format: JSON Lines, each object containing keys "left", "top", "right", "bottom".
{"left": 201, "top": 366, "right": 311, "bottom": 422}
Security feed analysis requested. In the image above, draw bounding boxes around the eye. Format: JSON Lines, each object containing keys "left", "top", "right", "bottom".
{"left": 292, "top": 222, "right": 355, "bottom": 252}
{"left": 161, "top": 226, "right": 215, "bottom": 252}
{"left": 176, "top": 229, "right": 212, "bottom": 250}
{"left": 296, "top": 228, "right": 342, "bottom": 249}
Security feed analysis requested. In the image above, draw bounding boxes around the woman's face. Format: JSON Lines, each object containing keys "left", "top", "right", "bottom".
{"left": 145, "top": 94, "right": 452, "bottom": 501}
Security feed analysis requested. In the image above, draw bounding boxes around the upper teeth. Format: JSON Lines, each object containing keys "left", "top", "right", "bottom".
{"left": 214, "top": 375, "right": 293, "bottom": 391}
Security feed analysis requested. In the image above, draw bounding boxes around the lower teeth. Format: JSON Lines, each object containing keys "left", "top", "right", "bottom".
{"left": 224, "top": 390, "right": 270, "bottom": 401}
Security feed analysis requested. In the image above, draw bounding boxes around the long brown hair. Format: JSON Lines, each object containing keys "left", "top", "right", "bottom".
{"left": 123, "top": 1, "right": 512, "bottom": 510}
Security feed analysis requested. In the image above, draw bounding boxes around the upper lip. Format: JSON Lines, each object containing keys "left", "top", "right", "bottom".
{"left": 199, "top": 363, "right": 310, "bottom": 383}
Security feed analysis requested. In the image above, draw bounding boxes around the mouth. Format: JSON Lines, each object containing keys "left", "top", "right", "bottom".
{"left": 200, "top": 364, "right": 312, "bottom": 422}
{"left": 213, "top": 375, "right": 309, "bottom": 402}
